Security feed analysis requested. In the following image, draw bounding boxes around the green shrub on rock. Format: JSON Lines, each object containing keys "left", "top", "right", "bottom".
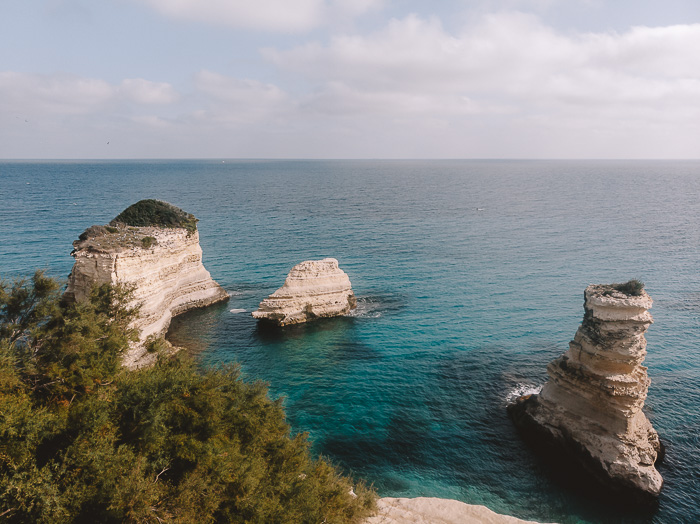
{"left": 141, "top": 236, "right": 157, "bottom": 249}
{"left": 111, "top": 200, "right": 198, "bottom": 234}
{"left": 0, "top": 273, "right": 376, "bottom": 523}
{"left": 602, "top": 279, "right": 645, "bottom": 297}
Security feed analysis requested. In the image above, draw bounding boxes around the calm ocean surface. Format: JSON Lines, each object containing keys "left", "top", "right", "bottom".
{"left": 1, "top": 160, "right": 699, "bottom": 523}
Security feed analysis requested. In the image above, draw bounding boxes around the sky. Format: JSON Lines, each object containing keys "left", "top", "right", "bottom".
{"left": 1, "top": 0, "right": 699, "bottom": 159}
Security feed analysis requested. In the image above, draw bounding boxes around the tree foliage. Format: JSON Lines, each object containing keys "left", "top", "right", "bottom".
{"left": 111, "top": 200, "right": 198, "bottom": 234}
{"left": 0, "top": 273, "right": 375, "bottom": 523}
{"left": 602, "top": 279, "right": 645, "bottom": 297}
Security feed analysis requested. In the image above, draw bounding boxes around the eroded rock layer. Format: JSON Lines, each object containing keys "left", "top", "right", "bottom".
{"left": 252, "top": 258, "right": 356, "bottom": 326}
{"left": 66, "top": 223, "right": 228, "bottom": 367}
{"left": 508, "top": 284, "right": 663, "bottom": 498}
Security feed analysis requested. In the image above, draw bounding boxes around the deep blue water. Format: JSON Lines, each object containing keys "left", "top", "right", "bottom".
{"left": 1, "top": 160, "right": 699, "bottom": 523}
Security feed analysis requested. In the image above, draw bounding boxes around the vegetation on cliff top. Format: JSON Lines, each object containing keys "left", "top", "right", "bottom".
{"left": 602, "top": 279, "right": 645, "bottom": 297}
{"left": 0, "top": 272, "right": 376, "bottom": 523}
{"left": 111, "top": 200, "right": 198, "bottom": 234}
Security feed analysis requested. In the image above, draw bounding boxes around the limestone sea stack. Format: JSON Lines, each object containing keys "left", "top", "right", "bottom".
{"left": 252, "top": 258, "right": 356, "bottom": 326}
{"left": 66, "top": 200, "right": 229, "bottom": 367}
{"left": 508, "top": 281, "right": 663, "bottom": 499}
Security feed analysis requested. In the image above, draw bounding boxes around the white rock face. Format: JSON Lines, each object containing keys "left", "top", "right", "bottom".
{"left": 509, "top": 284, "right": 663, "bottom": 498}
{"left": 252, "top": 258, "right": 356, "bottom": 326}
{"left": 364, "top": 497, "right": 551, "bottom": 524}
{"left": 66, "top": 226, "right": 228, "bottom": 368}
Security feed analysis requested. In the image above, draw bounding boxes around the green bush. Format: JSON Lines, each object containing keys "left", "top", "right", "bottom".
{"left": 105, "top": 226, "right": 119, "bottom": 234}
{"left": 0, "top": 273, "right": 376, "bottom": 523}
{"left": 141, "top": 236, "right": 157, "bottom": 249}
{"left": 78, "top": 225, "right": 109, "bottom": 241}
{"left": 606, "top": 279, "right": 645, "bottom": 297}
{"left": 111, "top": 200, "right": 198, "bottom": 235}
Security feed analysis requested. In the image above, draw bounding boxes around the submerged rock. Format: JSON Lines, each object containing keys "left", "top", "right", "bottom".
{"left": 252, "top": 258, "right": 356, "bottom": 326}
{"left": 66, "top": 200, "right": 228, "bottom": 368}
{"left": 508, "top": 282, "right": 663, "bottom": 499}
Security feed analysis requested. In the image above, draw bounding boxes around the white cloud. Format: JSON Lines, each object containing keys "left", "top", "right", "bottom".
{"left": 2, "top": 10, "right": 699, "bottom": 158}
{"left": 134, "top": 0, "right": 384, "bottom": 32}
{"left": 0, "top": 72, "right": 114, "bottom": 115}
{"left": 0, "top": 72, "right": 184, "bottom": 158}
{"left": 263, "top": 13, "right": 700, "bottom": 126}
{"left": 0, "top": 72, "right": 180, "bottom": 117}
{"left": 119, "top": 78, "right": 179, "bottom": 104}
{"left": 191, "top": 70, "right": 292, "bottom": 124}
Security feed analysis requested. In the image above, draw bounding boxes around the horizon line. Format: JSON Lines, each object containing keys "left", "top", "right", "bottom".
{"left": 2, "top": 157, "right": 700, "bottom": 162}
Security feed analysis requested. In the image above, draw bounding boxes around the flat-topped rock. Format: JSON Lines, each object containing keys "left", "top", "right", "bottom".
{"left": 508, "top": 281, "right": 663, "bottom": 500}
{"left": 252, "top": 258, "right": 356, "bottom": 326}
{"left": 364, "top": 497, "right": 553, "bottom": 524}
{"left": 66, "top": 200, "right": 228, "bottom": 368}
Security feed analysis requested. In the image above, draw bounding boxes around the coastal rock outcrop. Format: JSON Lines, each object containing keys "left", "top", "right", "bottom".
{"left": 508, "top": 281, "right": 663, "bottom": 499}
{"left": 364, "top": 497, "right": 551, "bottom": 524}
{"left": 252, "top": 258, "right": 356, "bottom": 326}
{"left": 66, "top": 200, "right": 228, "bottom": 367}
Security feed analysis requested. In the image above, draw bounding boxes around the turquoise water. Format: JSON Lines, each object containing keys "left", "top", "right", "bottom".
{"left": 1, "top": 160, "right": 699, "bottom": 523}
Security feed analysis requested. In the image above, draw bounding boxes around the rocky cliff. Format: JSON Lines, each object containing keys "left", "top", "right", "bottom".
{"left": 508, "top": 281, "right": 663, "bottom": 499}
{"left": 66, "top": 201, "right": 228, "bottom": 367}
{"left": 252, "top": 258, "right": 356, "bottom": 326}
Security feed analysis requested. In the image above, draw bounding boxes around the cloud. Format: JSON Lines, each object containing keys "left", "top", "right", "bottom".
{"left": 2, "top": 11, "right": 699, "bottom": 158}
{"left": 119, "top": 78, "right": 180, "bottom": 105}
{"left": 0, "top": 72, "right": 114, "bottom": 115}
{"left": 0, "top": 72, "right": 185, "bottom": 157}
{"left": 0, "top": 72, "right": 180, "bottom": 117}
{"left": 264, "top": 12, "right": 700, "bottom": 119}
{"left": 191, "top": 70, "right": 292, "bottom": 125}
{"left": 134, "top": 0, "right": 384, "bottom": 32}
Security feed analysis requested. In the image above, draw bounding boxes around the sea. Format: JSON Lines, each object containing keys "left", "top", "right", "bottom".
{"left": 1, "top": 160, "right": 699, "bottom": 524}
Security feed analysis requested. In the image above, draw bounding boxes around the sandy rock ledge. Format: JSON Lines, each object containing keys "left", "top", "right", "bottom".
{"left": 364, "top": 497, "right": 552, "bottom": 524}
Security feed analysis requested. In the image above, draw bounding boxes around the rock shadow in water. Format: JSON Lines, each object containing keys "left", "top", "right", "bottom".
{"left": 347, "top": 292, "right": 408, "bottom": 319}
{"left": 167, "top": 300, "right": 231, "bottom": 355}
{"left": 253, "top": 315, "right": 356, "bottom": 343}
{"left": 318, "top": 408, "right": 434, "bottom": 476}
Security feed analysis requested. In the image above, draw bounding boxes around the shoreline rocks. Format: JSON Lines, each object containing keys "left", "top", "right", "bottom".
{"left": 66, "top": 202, "right": 228, "bottom": 368}
{"left": 252, "top": 258, "right": 356, "bottom": 326}
{"left": 508, "top": 282, "right": 663, "bottom": 499}
{"left": 364, "top": 497, "right": 553, "bottom": 524}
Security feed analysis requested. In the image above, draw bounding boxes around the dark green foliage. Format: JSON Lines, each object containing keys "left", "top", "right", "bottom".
{"left": 605, "top": 279, "right": 645, "bottom": 297}
{"left": 141, "top": 236, "right": 157, "bottom": 249}
{"left": 111, "top": 200, "right": 198, "bottom": 234}
{"left": 0, "top": 274, "right": 375, "bottom": 523}
{"left": 104, "top": 226, "right": 119, "bottom": 234}
{"left": 78, "top": 225, "right": 109, "bottom": 241}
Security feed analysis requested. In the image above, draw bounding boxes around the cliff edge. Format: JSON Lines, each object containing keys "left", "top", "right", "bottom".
{"left": 252, "top": 258, "right": 356, "bottom": 326}
{"left": 508, "top": 281, "right": 663, "bottom": 499}
{"left": 364, "top": 497, "right": 553, "bottom": 524}
{"left": 66, "top": 200, "right": 228, "bottom": 367}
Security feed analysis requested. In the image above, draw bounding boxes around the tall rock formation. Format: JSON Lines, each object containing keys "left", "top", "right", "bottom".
{"left": 508, "top": 281, "right": 663, "bottom": 499}
{"left": 252, "top": 258, "right": 356, "bottom": 326}
{"left": 66, "top": 200, "right": 228, "bottom": 367}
